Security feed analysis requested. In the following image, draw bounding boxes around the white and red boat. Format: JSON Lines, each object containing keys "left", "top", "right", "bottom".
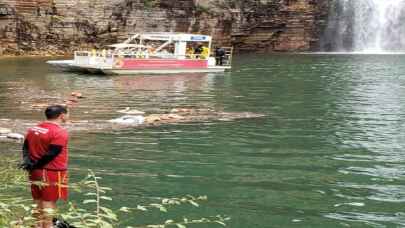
{"left": 47, "top": 32, "right": 233, "bottom": 75}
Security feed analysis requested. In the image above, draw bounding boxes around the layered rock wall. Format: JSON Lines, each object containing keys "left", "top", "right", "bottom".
{"left": 0, "top": 0, "right": 328, "bottom": 55}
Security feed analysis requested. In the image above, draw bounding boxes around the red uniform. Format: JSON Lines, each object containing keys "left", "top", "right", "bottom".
{"left": 26, "top": 122, "right": 69, "bottom": 201}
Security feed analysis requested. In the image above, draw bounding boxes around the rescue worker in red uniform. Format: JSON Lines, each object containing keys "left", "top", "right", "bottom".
{"left": 20, "top": 105, "right": 69, "bottom": 228}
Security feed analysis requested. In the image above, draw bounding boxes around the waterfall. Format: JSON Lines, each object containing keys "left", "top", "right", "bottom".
{"left": 322, "top": 0, "right": 405, "bottom": 52}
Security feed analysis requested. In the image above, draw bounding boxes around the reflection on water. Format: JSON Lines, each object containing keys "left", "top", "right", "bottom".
{"left": 113, "top": 73, "right": 216, "bottom": 92}
{"left": 1, "top": 55, "right": 405, "bottom": 227}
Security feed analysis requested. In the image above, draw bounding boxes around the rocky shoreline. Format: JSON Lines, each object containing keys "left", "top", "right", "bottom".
{"left": 0, "top": 52, "right": 69, "bottom": 59}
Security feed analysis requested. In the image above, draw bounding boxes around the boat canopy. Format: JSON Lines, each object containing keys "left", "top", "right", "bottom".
{"left": 117, "top": 32, "right": 213, "bottom": 59}
{"left": 126, "top": 32, "right": 212, "bottom": 42}
{"left": 108, "top": 43, "right": 150, "bottom": 49}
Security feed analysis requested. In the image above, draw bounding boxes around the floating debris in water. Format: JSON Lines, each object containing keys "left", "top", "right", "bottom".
{"left": 0, "top": 108, "right": 265, "bottom": 143}
{"left": 71, "top": 91, "right": 84, "bottom": 98}
{"left": 109, "top": 115, "right": 145, "bottom": 125}
{"left": 6, "top": 132, "right": 24, "bottom": 141}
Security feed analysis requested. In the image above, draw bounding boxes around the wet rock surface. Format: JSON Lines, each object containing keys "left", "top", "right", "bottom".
{"left": 0, "top": 0, "right": 329, "bottom": 55}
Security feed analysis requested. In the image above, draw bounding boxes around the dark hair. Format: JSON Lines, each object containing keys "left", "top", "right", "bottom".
{"left": 45, "top": 105, "right": 68, "bottom": 120}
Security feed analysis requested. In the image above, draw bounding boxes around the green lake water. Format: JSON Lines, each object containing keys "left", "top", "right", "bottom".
{"left": 1, "top": 54, "right": 405, "bottom": 227}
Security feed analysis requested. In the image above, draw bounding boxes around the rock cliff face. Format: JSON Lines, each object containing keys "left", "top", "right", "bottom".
{"left": 0, "top": 0, "right": 328, "bottom": 55}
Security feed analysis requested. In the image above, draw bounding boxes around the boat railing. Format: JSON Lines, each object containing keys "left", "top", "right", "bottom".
{"left": 74, "top": 50, "right": 217, "bottom": 69}
{"left": 76, "top": 50, "right": 209, "bottom": 60}
{"left": 74, "top": 51, "right": 116, "bottom": 67}
{"left": 153, "top": 54, "right": 211, "bottom": 60}
{"left": 111, "top": 53, "right": 211, "bottom": 60}
{"left": 225, "top": 47, "right": 234, "bottom": 66}
{"left": 74, "top": 51, "right": 91, "bottom": 65}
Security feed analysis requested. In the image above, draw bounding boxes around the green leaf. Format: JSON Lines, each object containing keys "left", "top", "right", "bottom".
{"left": 100, "top": 213, "right": 118, "bottom": 221}
{"left": 23, "top": 216, "right": 34, "bottom": 221}
{"left": 136, "top": 205, "right": 148, "bottom": 211}
{"left": 188, "top": 200, "right": 199, "bottom": 207}
{"left": 83, "top": 199, "right": 97, "bottom": 204}
{"left": 177, "top": 224, "right": 187, "bottom": 228}
{"left": 165, "top": 219, "right": 174, "bottom": 224}
{"left": 21, "top": 205, "right": 31, "bottom": 211}
{"left": 98, "top": 219, "right": 113, "bottom": 228}
{"left": 85, "top": 192, "right": 97, "bottom": 196}
{"left": 100, "top": 196, "right": 112, "bottom": 201}
{"left": 215, "top": 221, "right": 227, "bottom": 226}
{"left": 197, "top": 196, "right": 208, "bottom": 200}
{"left": 100, "top": 187, "right": 112, "bottom": 191}
{"left": 100, "top": 206, "right": 114, "bottom": 215}
{"left": 159, "top": 206, "right": 167, "bottom": 212}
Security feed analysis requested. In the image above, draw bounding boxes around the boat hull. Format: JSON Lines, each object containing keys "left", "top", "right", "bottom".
{"left": 47, "top": 60, "right": 104, "bottom": 73}
{"left": 47, "top": 60, "right": 76, "bottom": 71}
{"left": 102, "top": 67, "right": 230, "bottom": 75}
{"left": 47, "top": 59, "right": 230, "bottom": 75}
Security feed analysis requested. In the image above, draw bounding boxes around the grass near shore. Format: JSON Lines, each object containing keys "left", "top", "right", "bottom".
{"left": 0, "top": 154, "right": 230, "bottom": 227}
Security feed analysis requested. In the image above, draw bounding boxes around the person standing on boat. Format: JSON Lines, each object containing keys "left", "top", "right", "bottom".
{"left": 186, "top": 47, "right": 194, "bottom": 58}
{"left": 91, "top": 48, "right": 97, "bottom": 57}
{"left": 194, "top": 44, "right": 203, "bottom": 58}
{"left": 201, "top": 46, "right": 210, "bottom": 59}
{"left": 20, "top": 105, "right": 70, "bottom": 228}
{"left": 215, "top": 47, "right": 226, "bottom": 66}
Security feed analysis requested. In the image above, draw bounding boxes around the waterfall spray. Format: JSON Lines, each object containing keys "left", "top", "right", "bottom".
{"left": 322, "top": 0, "right": 405, "bottom": 52}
